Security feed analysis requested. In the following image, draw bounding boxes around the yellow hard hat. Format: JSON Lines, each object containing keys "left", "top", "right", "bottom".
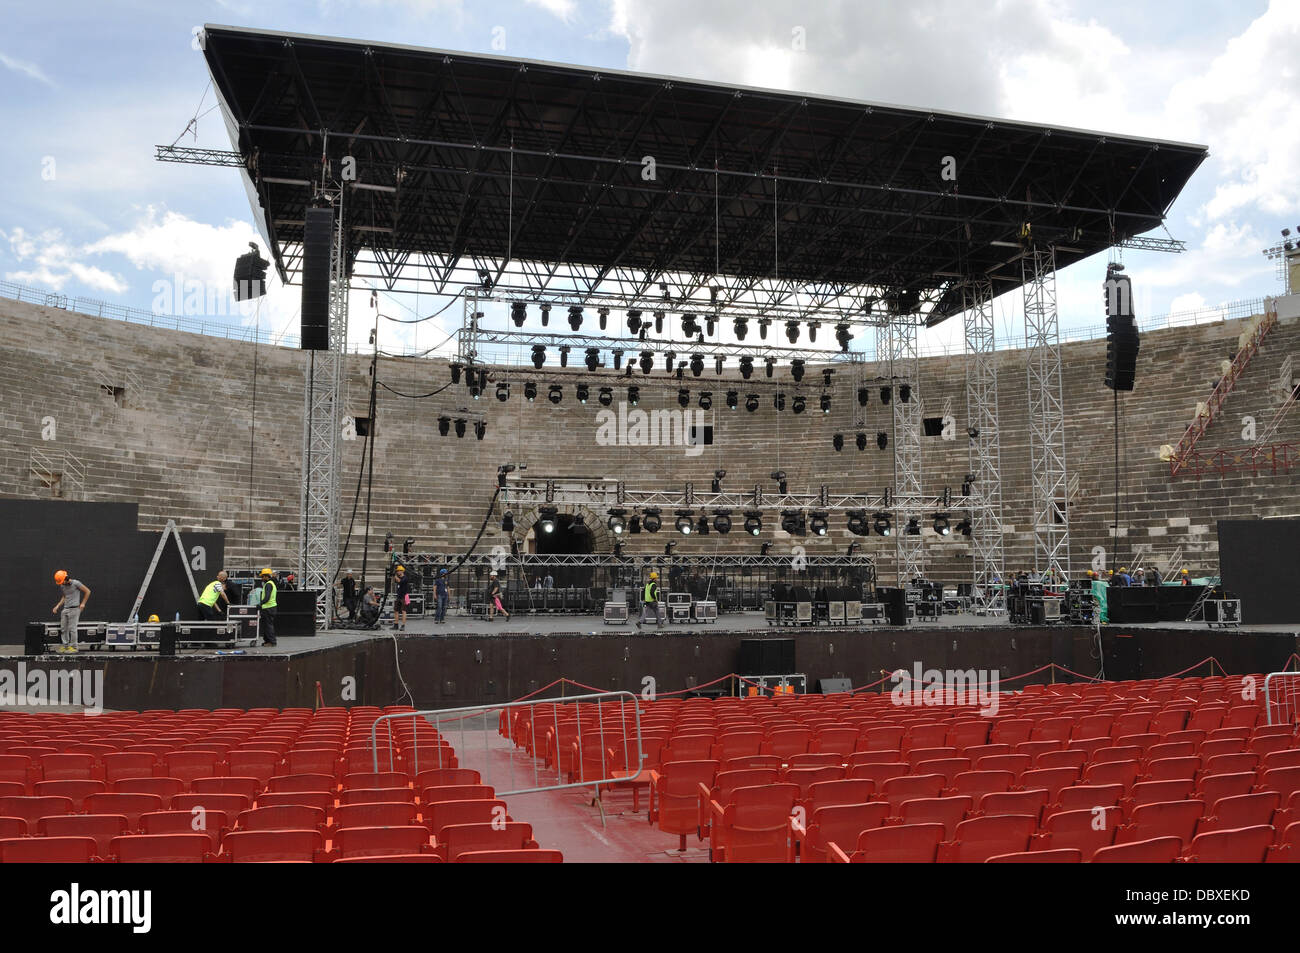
{"left": 395, "top": 565, "right": 405, "bottom": 573}
{"left": 260, "top": 568, "right": 273, "bottom": 577}
{"left": 1119, "top": 567, "right": 1128, "bottom": 573}
{"left": 1181, "top": 568, "right": 1189, "bottom": 574}
{"left": 54, "top": 570, "right": 68, "bottom": 585}
{"left": 649, "top": 571, "right": 659, "bottom": 579}
{"left": 147, "top": 614, "right": 160, "bottom": 623}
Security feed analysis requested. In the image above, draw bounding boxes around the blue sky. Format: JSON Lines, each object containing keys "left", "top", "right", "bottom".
{"left": 1, "top": 0, "right": 1296, "bottom": 357}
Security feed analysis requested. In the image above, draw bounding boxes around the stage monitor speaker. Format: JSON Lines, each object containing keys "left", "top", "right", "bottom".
{"left": 301, "top": 207, "right": 333, "bottom": 351}
{"left": 818, "top": 678, "right": 853, "bottom": 695}
{"left": 24, "top": 622, "right": 45, "bottom": 655}
{"left": 740, "top": 638, "right": 795, "bottom": 675}
{"left": 159, "top": 623, "right": 176, "bottom": 658}
{"left": 878, "top": 587, "right": 908, "bottom": 625}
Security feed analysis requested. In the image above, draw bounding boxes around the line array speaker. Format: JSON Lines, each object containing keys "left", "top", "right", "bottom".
{"left": 301, "top": 206, "right": 333, "bottom": 351}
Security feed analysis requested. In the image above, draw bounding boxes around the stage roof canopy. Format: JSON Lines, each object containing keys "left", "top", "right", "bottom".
{"left": 201, "top": 24, "right": 1207, "bottom": 322}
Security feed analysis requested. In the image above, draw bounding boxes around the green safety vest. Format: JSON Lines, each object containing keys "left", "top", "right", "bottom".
{"left": 643, "top": 581, "right": 659, "bottom": 604}
{"left": 261, "top": 580, "right": 278, "bottom": 610}
{"left": 198, "top": 580, "right": 223, "bottom": 608}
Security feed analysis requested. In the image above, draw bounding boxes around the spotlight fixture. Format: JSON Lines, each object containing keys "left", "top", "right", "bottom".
{"left": 745, "top": 394, "right": 759, "bottom": 413}
{"left": 468, "top": 369, "right": 483, "bottom": 399}
{"left": 639, "top": 351, "right": 654, "bottom": 375}
{"left": 771, "top": 470, "right": 788, "bottom": 494}
{"left": 598, "top": 307, "right": 609, "bottom": 330}
{"left": 774, "top": 392, "right": 786, "bottom": 412}
{"left": 501, "top": 511, "right": 515, "bottom": 532}
{"left": 548, "top": 385, "right": 562, "bottom": 405}
{"left": 510, "top": 301, "right": 527, "bottom": 327}
{"left": 933, "top": 514, "right": 951, "bottom": 536}
{"left": 734, "top": 317, "right": 749, "bottom": 340}
{"left": 822, "top": 369, "right": 833, "bottom": 388}
{"left": 739, "top": 356, "right": 754, "bottom": 379}
{"left": 537, "top": 507, "right": 558, "bottom": 534}
{"left": 713, "top": 510, "right": 732, "bottom": 534}
{"left": 454, "top": 418, "right": 467, "bottom": 438}
{"left": 496, "top": 382, "right": 509, "bottom": 402}
{"left": 677, "top": 388, "right": 690, "bottom": 408}
{"left": 690, "top": 353, "right": 704, "bottom": 377}
{"left": 786, "top": 320, "right": 801, "bottom": 344}
{"left": 961, "top": 474, "right": 974, "bottom": 496}
{"left": 714, "top": 355, "right": 724, "bottom": 375}
{"left": 760, "top": 542, "right": 771, "bottom": 556}
{"left": 576, "top": 383, "right": 590, "bottom": 404}
{"left": 664, "top": 541, "right": 677, "bottom": 556}
{"left": 706, "top": 316, "right": 716, "bottom": 336}
{"left": 792, "top": 395, "right": 806, "bottom": 415}
{"left": 613, "top": 541, "right": 624, "bottom": 557}
{"left": 847, "top": 541, "right": 860, "bottom": 555}
{"left": 791, "top": 359, "right": 805, "bottom": 382}
{"left": 711, "top": 469, "right": 726, "bottom": 493}
{"left": 612, "top": 350, "right": 624, "bottom": 370}
{"left": 642, "top": 508, "right": 662, "bottom": 533}
{"left": 846, "top": 510, "right": 869, "bottom": 536}
{"left": 765, "top": 357, "right": 775, "bottom": 378}
{"left": 607, "top": 508, "right": 627, "bottom": 535}
{"left": 820, "top": 394, "right": 831, "bottom": 414}
{"left": 856, "top": 432, "right": 867, "bottom": 451}
{"left": 809, "top": 511, "right": 829, "bottom": 536}
{"left": 833, "top": 433, "right": 844, "bottom": 451}
{"left": 967, "top": 426, "right": 980, "bottom": 440}
{"left": 696, "top": 516, "right": 709, "bottom": 535}
{"left": 873, "top": 513, "right": 893, "bottom": 536}
{"left": 598, "top": 387, "right": 613, "bottom": 407}
{"left": 698, "top": 392, "right": 713, "bottom": 410}
{"left": 629, "top": 516, "right": 642, "bottom": 534}
{"left": 758, "top": 319, "right": 770, "bottom": 340}
{"left": 664, "top": 350, "right": 676, "bottom": 373}
{"left": 726, "top": 390, "right": 738, "bottom": 410}
{"left": 478, "top": 269, "right": 493, "bottom": 290}
{"left": 627, "top": 310, "right": 643, "bottom": 334}
{"left": 780, "top": 510, "right": 806, "bottom": 536}
{"left": 531, "top": 345, "right": 546, "bottom": 369}
{"left": 539, "top": 303, "right": 551, "bottom": 326}
{"left": 682, "top": 313, "right": 699, "bottom": 337}
{"left": 437, "top": 416, "right": 450, "bottom": 436}
{"left": 876, "top": 432, "right": 889, "bottom": 451}
{"left": 450, "top": 363, "right": 463, "bottom": 385}
{"left": 857, "top": 387, "right": 869, "bottom": 407}
{"left": 559, "top": 345, "right": 570, "bottom": 368}
{"left": 835, "top": 323, "right": 852, "bottom": 352}
{"left": 743, "top": 511, "right": 763, "bottom": 536}
{"left": 675, "top": 510, "right": 694, "bottom": 535}
{"left": 524, "top": 382, "right": 537, "bottom": 402}
{"left": 654, "top": 311, "right": 665, "bottom": 334}
{"left": 585, "top": 348, "right": 601, "bottom": 372}
{"left": 905, "top": 517, "right": 921, "bottom": 536}
{"left": 567, "top": 306, "right": 583, "bottom": 331}
{"left": 627, "top": 385, "right": 640, "bottom": 406}
{"left": 474, "top": 420, "right": 486, "bottom": 440}
{"left": 956, "top": 518, "right": 972, "bottom": 537}
{"left": 899, "top": 383, "right": 912, "bottom": 403}
{"left": 880, "top": 386, "right": 891, "bottom": 404}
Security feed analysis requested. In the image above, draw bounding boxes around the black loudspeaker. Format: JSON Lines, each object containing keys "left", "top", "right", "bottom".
{"left": 301, "top": 207, "right": 333, "bottom": 351}
{"left": 878, "top": 587, "right": 908, "bottom": 625}
{"left": 232, "top": 245, "right": 268, "bottom": 301}
{"left": 159, "top": 623, "right": 176, "bottom": 658}
{"left": 739, "top": 638, "right": 795, "bottom": 675}
{"left": 1105, "top": 314, "right": 1139, "bottom": 391}
{"left": 24, "top": 622, "right": 46, "bottom": 655}
{"left": 819, "top": 678, "right": 853, "bottom": 694}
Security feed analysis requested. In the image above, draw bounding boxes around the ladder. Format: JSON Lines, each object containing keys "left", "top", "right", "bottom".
{"left": 128, "top": 520, "right": 200, "bottom": 621}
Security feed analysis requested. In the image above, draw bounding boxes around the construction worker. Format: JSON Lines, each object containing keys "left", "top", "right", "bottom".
{"left": 51, "top": 570, "right": 90, "bottom": 654}
{"left": 257, "top": 568, "right": 278, "bottom": 647}
{"left": 640, "top": 571, "right": 664, "bottom": 626}
{"left": 1115, "top": 567, "right": 1132, "bottom": 587}
{"left": 1181, "top": 568, "right": 1190, "bottom": 586}
{"left": 196, "top": 569, "right": 231, "bottom": 621}
{"left": 393, "top": 565, "right": 410, "bottom": 631}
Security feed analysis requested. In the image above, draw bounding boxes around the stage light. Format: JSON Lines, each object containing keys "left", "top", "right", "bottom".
{"left": 599, "top": 387, "right": 613, "bottom": 407}
{"left": 559, "top": 345, "right": 570, "bottom": 368}
{"left": 697, "top": 516, "right": 709, "bottom": 535}
{"left": 786, "top": 321, "right": 801, "bottom": 344}
{"left": 682, "top": 313, "right": 699, "bottom": 336}
{"left": 771, "top": 470, "right": 788, "bottom": 494}
{"left": 792, "top": 395, "right": 806, "bottom": 414}
{"left": 675, "top": 511, "right": 694, "bottom": 535}
{"left": 628, "top": 310, "right": 643, "bottom": 334}
{"left": 474, "top": 420, "right": 486, "bottom": 440}
{"left": 629, "top": 516, "right": 642, "bottom": 534}
{"left": 612, "top": 350, "right": 623, "bottom": 370}
{"left": 835, "top": 324, "right": 852, "bottom": 352}
{"left": 627, "top": 386, "right": 639, "bottom": 406}
{"left": 437, "top": 416, "right": 450, "bottom": 436}
{"left": 664, "top": 541, "right": 676, "bottom": 556}
{"left": 677, "top": 388, "right": 690, "bottom": 408}
{"left": 539, "top": 303, "right": 551, "bottom": 326}
{"left": 642, "top": 508, "right": 662, "bottom": 532}
{"left": 823, "top": 369, "right": 833, "bottom": 388}
{"left": 873, "top": 513, "right": 892, "bottom": 536}
{"left": 791, "top": 359, "right": 805, "bottom": 382}
{"left": 933, "top": 514, "right": 951, "bottom": 536}
{"left": 548, "top": 385, "right": 562, "bottom": 405}
{"left": 760, "top": 542, "right": 771, "bottom": 555}
{"left": 639, "top": 351, "right": 654, "bottom": 374}
{"left": 598, "top": 307, "right": 609, "bottom": 330}
{"left": 765, "top": 357, "right": 775, "bottom": 378}
{"left": 810, "top": 511, "right": 829, "bottom": 536}
{"left": 511, "top": 302, "right": 527, "bottom": 327}
{"left": 496, "top": 382, "right": 509, "bottom": 402}
{"left": 568, "top": 306, "right": 583, "bottom": 331}
{"left": 713, "top": 510, "right": 732, "bottom": 534}
{"left": 968, "top": 426, "right": 980, "bottom": 439}
{"left": 707, "top": 316, "right": 716, "bottom": 336}
{"left": 699, "top": 392, "right": 713, "bottom": 410}
{"left": 607, "top": 509, "right": 627, "bottom": 535}
{"left": 758, "top": 319, "right": 770, "bottom": 340}
{"left": 905, "top": 517, "right": 920, "bottom": 536}
{"left": 524, "top": 382, "right": 537, "bottom": 402}
{"left": 454, "top": 418, "right": 467, "bottom": 438}
{"left": 502, "top": 511, "right": 515, "bottom": 532}
{"left": 745, "top": 394, "right": 759, "bottom": 412}
{"left": 654, "top": 311, "right": 665, "bottom": 333}
{"left": 665, "top": 351, "right": 676, "bottom": 373}
{"left": 781, "top": 510, "right": 805, "bottom": 536}
{"left": 585, "top": 348, "right": 601, "bottom": 372}
{"left": 857, "top": 387, "right": 869, "bottom": 406}
{"left": 847, "top": 541, "right": 860, "bottom": 555}
{"left": 744, "top": 511, "right": 763, "bottom": 536}
{"left": 726, "top": 390, "right": 738, "bottom": 410}
{"left": 537, "top": 507, "right": 557, "bottom": 534}
{"left": 576, "top": 383, "right": 590, "bottom": 404}
{"left": 774, "top": 392, "right": 786, "bottom": 412}
{"left": 877, "top": 432, "right": 889, "bottom": 451}
{"left": 469, "top": 376, "right": 482, "bottom": 400}
{"left": 961, "top": 474, "right": 974, "bottom": 496}
{"left": 820, "top": 394, "right": 831, "bottom": 414}
{"left": 739, "top": 356, "right": 754, "bottom": 379}
{"left": 734, "top": 317, "right": 748, "bottom": 340}
{"left": 690, "top": 353, "right": 704, "bottom": 377}
{"left": 833, "top": 433, "right": 844, "bottom": 451}
{"left": 450, "top": 363, "right": 463, "bottom": 385}
{"left": 956, "top": 518, "right": 972, "bottom": 537}
{"left": 942, "top": 486, "right": 952, "bottom": 508}
{"left": 856, "top": 433, "right": 867, "bottom": 451}
{"left": 613, "top": 541, "right": 624, "bottom": 557}
{"left": 899, "top": 383, "right": 912, "bottom": 403}
{"left": 880, "top": 386, "right": 891, "bottom": 404}
{"left": 531, "top": 346, "right": 546, "bottom": 369}
{"left": 846, "top": 510, "right": 868, "bottom": 536}
{"left": 714, "top": 355, "right": 724, "bottom": 375}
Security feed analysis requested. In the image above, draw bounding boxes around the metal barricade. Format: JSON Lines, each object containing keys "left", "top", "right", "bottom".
{"left": 1264, "top": 672, "right": 1300, "bottom": 726}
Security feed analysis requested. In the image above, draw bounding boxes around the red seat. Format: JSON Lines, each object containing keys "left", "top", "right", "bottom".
{"left": 329, "top": 801, "right": 418, "bottom": 836}
{"left": 650, "top": 760, "right": 718, "bottom": 851}
{"left": 32, "top": 779, "right": 105, "bottom": 811}
{"left": 102, "top": 753, "right": 158, "bottom": 784}
{"left": 987, "top": 848, "right": 1081, "bottom": 863}
{"left": 1083, "top": 760, "right": 1139, "bottom": 791}
{"left": 786, "top": 753, "right": 844, "bottom": 769}
{"left": 226, "top": 750, "right": 282, "bottom": 784}
{"left": 709, "top": 783, "right": 799, "bottom": 863}
{"left": 1144, "top": 757, "right": 1200, "bottom": 782}
{"left": 1258, "top": 766, "right": 1300, "bottom": 801}
{"left": 1196, "top": 772, "right": 1257, "bottom": 806}
{"left": 220, "top": 829, "right": 324, "bottom": 862}
{"left": 803, "top": 779, "right": 874, "bottom": 812}
{"left": 798, "top": 803, "right": 890, "bottom": 863}
{"left": 266, "top": 773, "right": 333, "bottom": 794}
{"left": 1268, "top": 821, "right": 1300, "bottom": 862}
{"left": 1196, "top": 792, "right": 1279, "bottom": 835}
{"left": 1092, "top": 836, "right": 1181, "bottom": 863}
{"left": 423, "top": 799, "right": 510, "bottom": 840}
{"left": 234, "top": 805, "right": 326, "bottom": 833}
{"left": 1201, "top": 753, "right": 1258, "bottom": 776}
{"left": 340, "top": 787, "right": 414, "bottom": 805}
{"left": 979, "top": 789, "right": 1049, "bottom": 820}
{"left": 880, "top": 774, "right": 946, "bottom": 812}
{"left": 1126, "top": 779, "right": 1196, "bottom": 812}
{"left": 1036, "top": 808, "right": 1119, "bottom": 860}
{"left": 1117, "top": 800, "right": 1205, "bottom": 845}
{"left": 334, "top": 853, "right": 442, "bottom": 863}
{"left": 111, "top": 833, "right": 212, "bottom": 863}
{"left": 912, "top": 758, "right": 972, "bottom": 786}
{"left": 412, "top": 769, "right": 481, "bottom": 791}
{"left": 171, "top": 793, "right": 251, "bottom": 816}
{"left": 781, "top": 766, "right": 845, "bottom": 797}
{"left": 433, "top": 822, "right": 536, "bottom": 862}
{"left": 162, "top": 752, "right": 224, "bottom": 790}
{"left": 764, "top": 728, "right": 812, "bottom": 759}
{"left": 1262, "top": 750, "right": 1300, "bottom": 771}
{"left": 343, "top": 772, "right": 413, "bottom": 792}
{"left": 1035, "top": 749, "right": 1087, "bottom": 771}
{"left": 1181, "top": 825, "right": 1274, "bottom": 863}
{"left": 285, "top": 749, "right": 339, "bottom": 778}
{"left": 893, "top": 796, "right": 972, "bottom": 838}
{"left": 112, "top": 777, "right": 184, "bottom": 805}
{"left": 140, "top": 809, "right": 230, "bottom": 850}
{"left": 39, "top": 753, "right": 99, "bottom": 782}
{"left": 847, "top": 822, "right": 945, "bottom": 862}
{"left": 0, "top": 817, "right": 26, "bottom": 838}
{"left": 84, "top": 792, "right": 164, "bottom": 828}
{"left": 257, "top": 791, "right": 335, "bottom": 816}
{"left": 0, "top": 836, "right": 98, "bottom": 863}
{"left": 950, "top": 770, "right": 1015, "bottom": 800}
{"left": 848, "top": 763, "right": 908, "bottom": 786}
{"left": 1017, "top": 767, "right": 1080, "bottom": 801}
{"left": 191, "top": 777, "right": 261, "bottom": 800}
{"left": 0, "top": 795, "right": 74, "bottom": 826}
{"left": 938, "top": 814, "right": 1036, "bottom": 863}
{"left": 454, "top": 849, "right": 562, "bottom": 863}
{"left": 699, "top": 769, "right": 781, "bottom": 840}
{"left": 421, "top": 784, "right": 495, "bottom": 805}
{"left": 37, "top": 814, "right": 128, "bottom": 856}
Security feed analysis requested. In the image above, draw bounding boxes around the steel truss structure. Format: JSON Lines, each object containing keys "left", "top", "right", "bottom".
{"left": 297, "top": 195, "right": 347, "bottom": 625}
{"left": 1022, "top": 244, "right": 1071, "bottom": 576}
{"left": 878, "top": 320, "right": 924, "bottom": 583}
{"left": 402, "top": 551, "right": 875, "bottom": 572}
{"left": 963, "top": 278, "right": 1007, "bottom": 612}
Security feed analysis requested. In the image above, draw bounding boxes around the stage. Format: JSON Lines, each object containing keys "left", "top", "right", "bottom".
{"left": 2, "top": 611, "right": 1297, "bottom": 712}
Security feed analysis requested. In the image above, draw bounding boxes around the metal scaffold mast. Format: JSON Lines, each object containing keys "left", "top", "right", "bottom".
{"left": 1022, "top": 242, "right": 1072, "bottom": 577}
{"left": 881, "top": 317, "right": 924, "bottom": 584}
{"left": 963, "top": 277, "right": 1007, "bottom": 612}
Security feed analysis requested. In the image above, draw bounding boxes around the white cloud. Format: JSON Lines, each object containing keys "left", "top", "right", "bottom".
{"left": 2, "top": 226, "right": 126, "bottom": 294}
{"left": 0, "top": 52, "right": 54, "bottom": 88}
{"left": 526, "top": 0, "right": 578, "bottom": 22}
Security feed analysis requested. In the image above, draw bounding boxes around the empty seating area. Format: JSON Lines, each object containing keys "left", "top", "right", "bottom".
{"left": 501, "top": 674, "right": 1299, "bottom": 862}
{"left": 0, "top": 707, "right": 560, "bottom": 863}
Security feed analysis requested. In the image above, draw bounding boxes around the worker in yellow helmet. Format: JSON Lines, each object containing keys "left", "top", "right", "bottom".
{"left": 640, "top": 570, "right": 664, "bottom": 627}
{"left": 51, "top": 569, "right": 90, "bottom": 654}
{"left": 1181, "top": 568, "right": 1190, "bottom": 587}
{"left": 258, "top": 568, "right": 278, "bottom": 647}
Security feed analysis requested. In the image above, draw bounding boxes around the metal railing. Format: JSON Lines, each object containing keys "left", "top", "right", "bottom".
{"left": 1264, "top": 672, "right": 1300, "bottom": 726}
{"left": 29, "top": 446, "right": 84, "bottom": 500}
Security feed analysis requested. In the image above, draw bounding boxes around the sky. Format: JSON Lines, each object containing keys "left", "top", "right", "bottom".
{"left": 1, "top": 0, "right": 1297, "bottom": 359}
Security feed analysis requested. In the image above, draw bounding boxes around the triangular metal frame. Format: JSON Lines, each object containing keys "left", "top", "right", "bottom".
{"left": 128, "top": 519, "right": 200, "bottom": 622}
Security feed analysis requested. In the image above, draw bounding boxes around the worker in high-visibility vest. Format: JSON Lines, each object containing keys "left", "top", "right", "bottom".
{"left": 640, "top": 571, "right": 664, "bottom": 627}
{"left": 258, "top": 568, "right": 278, "bottom": 647}
{"left": 196, "top": 570, "right": 231, "bottom": 621}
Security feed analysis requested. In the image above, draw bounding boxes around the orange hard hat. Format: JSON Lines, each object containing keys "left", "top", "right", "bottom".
{"left": 54, "top": 570, "right": 68, "bottom": 585}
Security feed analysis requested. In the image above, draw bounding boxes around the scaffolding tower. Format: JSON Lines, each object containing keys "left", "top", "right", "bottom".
{"left": 880, "top": 318, "right": 924, "bottom": 583}
{"left": 963, "top": 277, "right": 1007, "bottom": 612}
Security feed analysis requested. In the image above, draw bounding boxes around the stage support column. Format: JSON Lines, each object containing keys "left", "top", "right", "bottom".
{"left": 963, "top": 277, "right": 1007, "bottom": 614}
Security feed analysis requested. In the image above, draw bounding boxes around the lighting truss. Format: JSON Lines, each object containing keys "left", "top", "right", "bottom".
{"left": 963, "top": 277, "right": 1006, "bottom": 613}
{"left": 878, "top": 320, "right": 924, "bottom": 583}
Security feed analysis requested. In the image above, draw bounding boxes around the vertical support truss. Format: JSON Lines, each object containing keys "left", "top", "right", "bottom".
{"left": 963, "top": 278, "right": 1006, "bottom": 613}
{"left": 884, "top": 319, "right": 924, "bottom": 583}
{"left": 299, "top": 194, "right": 347, "bottom": 628}
{"left": 1022, "top": 244, "right": 1071, "bottom": 576}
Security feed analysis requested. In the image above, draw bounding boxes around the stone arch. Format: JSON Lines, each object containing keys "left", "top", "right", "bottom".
{"left": 512, "top": 502, "right": 615, "bottom": 553}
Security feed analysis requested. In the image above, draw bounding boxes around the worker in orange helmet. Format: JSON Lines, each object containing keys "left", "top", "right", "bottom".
{"left": 51, "top": 570, "right": 91, "bottom": 654}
